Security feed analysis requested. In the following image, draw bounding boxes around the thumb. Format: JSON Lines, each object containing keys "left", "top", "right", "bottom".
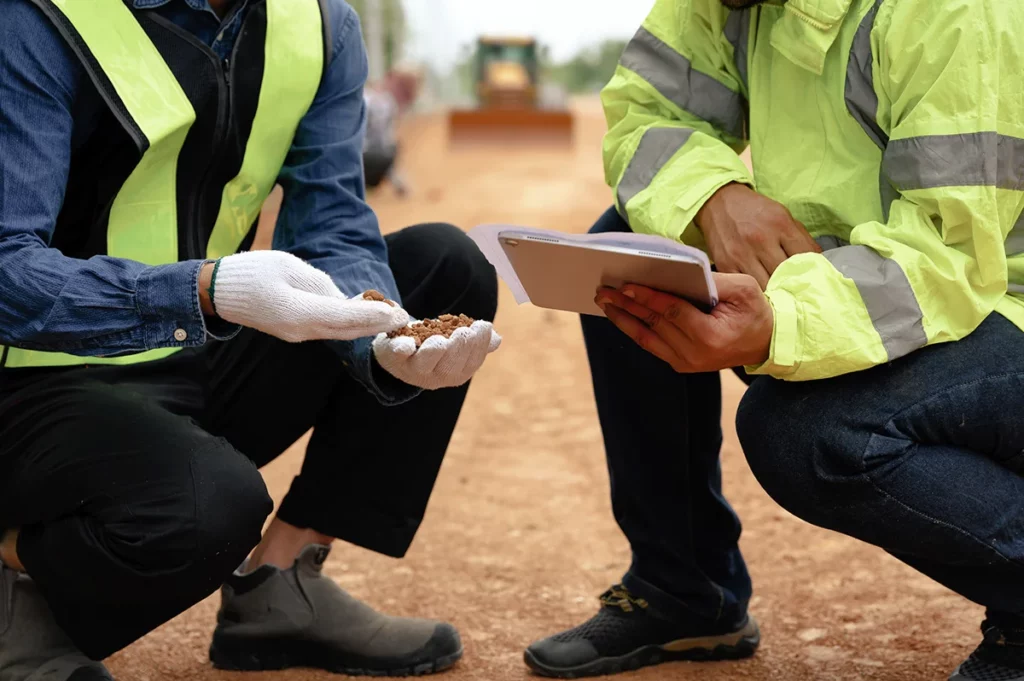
{"left": 713, "top": 272, "right": 769, "bottom": 308}
{"left": 304, "top": 294, "right": 411, "bottom": 337}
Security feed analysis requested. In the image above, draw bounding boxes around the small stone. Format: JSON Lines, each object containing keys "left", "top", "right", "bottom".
{"left": 363, "top": 289, "right": 395, "bottom": 306}
{"left": 388, "top": 314, "right": 475, "bottom": 347}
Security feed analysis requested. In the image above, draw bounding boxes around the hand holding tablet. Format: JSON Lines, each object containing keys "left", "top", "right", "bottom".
{"left": 468, "top": 224, "right": 717, "bottom": 317}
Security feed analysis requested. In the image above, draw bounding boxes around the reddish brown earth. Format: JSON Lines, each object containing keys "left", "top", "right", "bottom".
{"left": 108, "top": 100, "right": 981, "bottom": 681}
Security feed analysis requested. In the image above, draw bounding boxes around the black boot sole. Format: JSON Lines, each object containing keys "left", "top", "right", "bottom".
{"left": 524, "top": 620, "right": 761, "bottom": 679}
{"left": 210, "top": 633, "right": 463, "bottom": 677}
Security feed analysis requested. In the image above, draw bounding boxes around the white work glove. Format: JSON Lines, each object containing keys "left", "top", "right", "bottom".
{"left": 211, "top": 250, "right": 409, "bottom": 342}
{"left": 372, "top": 320, "right": 501, "bottom": 390}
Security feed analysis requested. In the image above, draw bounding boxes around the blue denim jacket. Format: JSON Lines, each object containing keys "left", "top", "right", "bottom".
{"left": 0, "top": 0, "right": 417, "bottom": 403}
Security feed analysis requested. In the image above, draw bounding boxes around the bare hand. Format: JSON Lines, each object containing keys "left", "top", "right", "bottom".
{"left": 696, "top": 183, "right": 820, "bottom": 290}
{"left": 596, "top": 273, "right": 773, "bottom": 373}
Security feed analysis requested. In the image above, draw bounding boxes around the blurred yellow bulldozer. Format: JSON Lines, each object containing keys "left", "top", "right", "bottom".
{"left": 448, "top": 36, "right": 574, "bottom": 145}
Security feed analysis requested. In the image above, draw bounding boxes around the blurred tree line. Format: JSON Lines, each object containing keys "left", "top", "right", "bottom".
{"left": 348, "top": 0, "right": 406, "bottom": 72}
{"left": 544, "top": 39, "right": 628, "bottom": 93}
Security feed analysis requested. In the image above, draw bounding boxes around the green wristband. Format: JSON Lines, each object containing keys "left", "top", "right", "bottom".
{"left": 208, "top": 258, "right": 223, "bottom": 316}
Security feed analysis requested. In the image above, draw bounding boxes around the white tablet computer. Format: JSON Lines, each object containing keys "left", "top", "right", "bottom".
{"left": 497, "top": 230, "right": 716, "bottom": 317}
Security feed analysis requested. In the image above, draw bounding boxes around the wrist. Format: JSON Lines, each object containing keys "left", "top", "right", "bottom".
{"left": 198, "top": 261, "right": 216, "bottom": 317}
{"left": 695, "top": 182, "right": 751, "bottom": 235}
{"left": 750, "top": 301, "right": 774, "bottom": 366}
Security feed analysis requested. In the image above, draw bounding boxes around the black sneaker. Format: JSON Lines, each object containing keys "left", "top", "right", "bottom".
{"left": 951, "top": 616, "right": 1024, "bottom": 681}
{"left": 524, "top": 585, "right": 759, "bottom": 679}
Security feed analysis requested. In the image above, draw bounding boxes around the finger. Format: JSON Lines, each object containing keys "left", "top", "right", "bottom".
{"left": 780, "top": 221, "right": 822, "bottom": 256}
{"left": 377, "top": 333, "right": 417, "bottom": 358}
{"left": 468, "top": 321, "right": 501, "bottom": 353}
{"left": 758, "top": 243, "right": 789, "bottom": 278}
{"left": 780, "top": 232, "right": 821, "bottom": 257}
{"left": 596, "top": 288, "right": 694, "bottom": 345}
{"left": 717, "top": 253, "right": 770, "bottom": 290}
{"left": 603, "top": 285, "right": 707, "bottom": 335}
{"left": 711, "top": 272, "right": 766, "bottom": 307}
{"left": 444, "top": 326, "right": 492, "bottom": 386}
{"left": 600, "top": 303, "right": 683, "bottom": 368}
{"left": 743, "top": 259, "right": 771, "bottom": 291}
{"left": 432, "top": 327, "right": 476, "bottom": 382}
{"left": 484, "top": 328, "right": 502, "bottom": 353}
{"left": 310, "top": 297, "right": 410, "bottom": 338}
{"left": 467, "top": 322, "right": 499, "bottom": 362}
{"left": 408, "top": 334, "right": 449, "bottom": 375}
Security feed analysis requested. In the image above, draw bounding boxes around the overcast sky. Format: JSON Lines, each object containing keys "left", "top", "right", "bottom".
{"left": 402, "top": 0, "right": 653, "bottom": 70}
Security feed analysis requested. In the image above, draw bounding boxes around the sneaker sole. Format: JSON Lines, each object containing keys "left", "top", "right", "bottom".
{"left": 524, "top": 617, "right": 761, "bottom": 679}
{"left": 209, "top": 634, "right": 463, "bottom": 677}
{"left": 949, "top": 663, "right": 1024, "bottom": 681}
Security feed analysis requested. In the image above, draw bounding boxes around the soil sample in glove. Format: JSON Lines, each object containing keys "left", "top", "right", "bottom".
{"left": 363, "top": 290, "right": 395, "bottom": 306}
{"left": 389, "top": 314, "right": 475, "bottom": 347}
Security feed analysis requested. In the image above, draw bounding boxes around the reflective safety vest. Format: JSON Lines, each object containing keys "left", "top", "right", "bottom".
{"left": 604, "top": 0, "right": 1024, "bottom": 380}
{"left": 1, "top": 0, "right": 326, "bottom": 369}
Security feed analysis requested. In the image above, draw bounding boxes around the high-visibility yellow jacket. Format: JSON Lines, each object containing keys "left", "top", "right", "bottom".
{"left": 604, "top": 0, "right": 1024, "bottom": 380}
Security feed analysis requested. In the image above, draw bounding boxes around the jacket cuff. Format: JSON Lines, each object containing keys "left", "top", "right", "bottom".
{"left": 744, "top": 288, "right": 799, "bottom": 378}
{"left": 331, "top": 336, "right": 422, "bottom": 406}
{"left": 136, "top": 260, "right": 242, "bottom": 346}
{"left": 135, "top": 261, "right": 211, "bottom": 349}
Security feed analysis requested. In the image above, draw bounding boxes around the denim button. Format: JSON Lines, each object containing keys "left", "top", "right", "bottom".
{"left": 173, "top": 328, "right": 188, "bottom": 342}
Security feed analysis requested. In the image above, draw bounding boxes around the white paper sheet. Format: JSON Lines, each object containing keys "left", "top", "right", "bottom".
{"left": 467, "top": 224, "right": 717, "bottom": 306}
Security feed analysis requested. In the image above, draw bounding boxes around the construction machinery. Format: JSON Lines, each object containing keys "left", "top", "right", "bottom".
{"left": 447, "top": 36, "right": 574, "bottom": 145}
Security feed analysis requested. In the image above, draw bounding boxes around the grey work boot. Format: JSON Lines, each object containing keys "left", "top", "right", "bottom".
{"left": 209, "top": 545, "right": 462, "bottom": 677}
{"left": 0, "top": 563, "right": 113, "bottom": 681}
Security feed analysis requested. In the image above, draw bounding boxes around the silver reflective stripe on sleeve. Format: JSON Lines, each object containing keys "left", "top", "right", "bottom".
{"left": 724, "top": 9, "right": 751, "bottom": 93}
{"left": 844, "top": 0, "right": 893, "bottom": 219}
{"left": 884, "top": 132, "right": 1024, "bottom": 191}
{"left": 844, "top": 0, "right": 887, "bottom": 150}
{"left": 616, "top": 128, "right": 695, "bottom": 219}
{"left": 823, "top": 245, "right": 928, "bottom": 361}
{"left": 620, "top": 27, "right": 745, "bottom": 139}
{"left": 1006, "top": 214, "right": 1024, "bottom": 256}
{"left": 1009, "top": 284, "right": 1024, "bottom": 295}
{"left": 815, "top": 235, "right": 850, "bottom": 251}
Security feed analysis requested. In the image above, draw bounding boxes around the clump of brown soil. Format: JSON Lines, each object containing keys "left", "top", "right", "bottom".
{"left": 363, "top": 289, "right": 395, "bottom": 306}
{"left": 389, "top": 314, "right": 475, "bottom": 347}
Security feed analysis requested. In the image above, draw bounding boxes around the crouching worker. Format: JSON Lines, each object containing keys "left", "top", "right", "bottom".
{"left": 528, "top": 0, "right": 1024, "bottom": 680}
{"left": 0, "top": 0, "right": 499, "bottom": 679}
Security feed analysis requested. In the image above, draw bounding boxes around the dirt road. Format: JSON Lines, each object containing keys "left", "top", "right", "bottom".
{"left": 108, "top": 100, "right": 981, "bottom": 681}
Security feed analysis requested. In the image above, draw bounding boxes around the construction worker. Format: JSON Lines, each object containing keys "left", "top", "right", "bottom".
{"left": 0, "top": 0, "right": 499, "bottom": 679}
{"left": 526, "top": 1, "right": 1024, "bottom": 679}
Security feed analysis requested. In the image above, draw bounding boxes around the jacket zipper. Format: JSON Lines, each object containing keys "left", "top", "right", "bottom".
{"left": 193, "top": 52, "right": 233, "bottom": 260}
{"left": 145, "top": 12, "right": 243, "bottom": 260}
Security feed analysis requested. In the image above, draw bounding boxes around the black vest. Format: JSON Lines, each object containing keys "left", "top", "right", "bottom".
{"left": 30, "top": 0, "right": 332, "bottom": 262}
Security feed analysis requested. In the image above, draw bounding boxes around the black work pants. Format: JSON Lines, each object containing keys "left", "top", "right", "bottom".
{"left": 0, "top": 223, "right": 498, "bottom": 660}
{"left": 582, "top": 207, "right": 752, "bottom": 626}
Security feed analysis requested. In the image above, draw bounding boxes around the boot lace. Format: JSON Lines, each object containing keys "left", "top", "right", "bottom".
{"left": 599, "top": 585, "right": 649, "bottom": 614}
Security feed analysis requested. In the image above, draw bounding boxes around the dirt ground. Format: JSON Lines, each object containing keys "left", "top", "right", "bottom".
{"left": 108, "top": 99, "right": 982, "bottom": 681}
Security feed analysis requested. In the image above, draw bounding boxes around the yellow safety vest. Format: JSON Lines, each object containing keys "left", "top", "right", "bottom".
{"left": 3, "top": 0, "right": 325, "bottom": 368}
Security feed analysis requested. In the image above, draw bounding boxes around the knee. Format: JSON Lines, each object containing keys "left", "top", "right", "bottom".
{"left": 588, "top": 206, "right": 631, "bottom": 235}
{"left": 736, "top": 379, "right": 847, "bottom": 528}
{"left": 735, "top": 380, "right": 791, "bottom": 504}
{"left": 98, "top": 439, "right": 270, "bottom": 587}
{"left": 191, "top": 441, "right": 273, "bottom": 567}
{"left": 397, "top": 222, "right": 499, "bottom": 322}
